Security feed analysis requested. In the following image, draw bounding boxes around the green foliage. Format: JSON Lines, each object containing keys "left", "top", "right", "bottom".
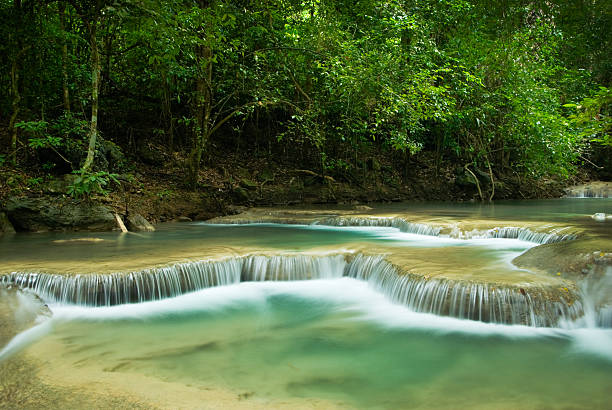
{"left": 1, "top": 0, "right": 610, "bottom": 186}
{"left": 566, "top": 87, "right": 612, "bottom": 147}
{"left": 156, "top": 189, "right": 174, "bottom": 200}
{"left": 26, "top": 177, "right": 43, "bottom": 187}
{"left": 67, "top": 171, "right": 119, "bottom": 199}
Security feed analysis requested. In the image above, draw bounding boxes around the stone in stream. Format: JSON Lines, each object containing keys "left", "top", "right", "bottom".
{"left": 3, "top": 197, "right": 116, "bottom": 232}
{"left": 591, "top": 213, "right": 611, "bottom": 222}
{"left": 126, "top": 213, "right": 155, "bottom": 232}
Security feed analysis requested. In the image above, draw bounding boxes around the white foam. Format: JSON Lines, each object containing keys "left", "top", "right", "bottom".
{"left": 0, "top": 320, "right": 53, "bottom": 362}
{"left": 203, "top": 222, "right": 538, "bottom": 250}
{"left": 4, "top": 278, "right": 610, "bottom": 363}
{"left": 568, "top": 328, "right": 612, "bottom": 361}
{"left": 48, "top": 279, "right": 561, "bottom": 339}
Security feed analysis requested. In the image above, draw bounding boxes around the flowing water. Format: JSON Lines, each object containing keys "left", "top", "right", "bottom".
{"left": 1, "top": 199, "right": 611, "bottom": 408}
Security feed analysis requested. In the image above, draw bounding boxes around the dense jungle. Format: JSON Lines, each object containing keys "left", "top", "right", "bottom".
{"left": 1, "top": 0, "right": 610, "bottom": 224}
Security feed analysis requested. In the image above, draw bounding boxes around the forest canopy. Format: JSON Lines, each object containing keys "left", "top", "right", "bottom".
{"left": 1, "top": 0, "right": 610, "bottom": 192}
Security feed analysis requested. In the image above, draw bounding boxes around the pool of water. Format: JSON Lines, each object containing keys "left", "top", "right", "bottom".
{"left": 11, "top": 279, "right": 612, "bottom": 409}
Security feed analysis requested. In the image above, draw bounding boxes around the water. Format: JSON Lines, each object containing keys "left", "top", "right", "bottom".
{"left": 1, "top": 198, "right": 611, "bottom": 407}
{"left": 1, "top": 198, "right": 610, "bottom": 274}
{"left": 7, "top": 279, "right": 612, "bottom": 409}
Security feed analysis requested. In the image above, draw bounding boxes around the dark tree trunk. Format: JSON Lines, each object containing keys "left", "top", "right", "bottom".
{"left": 59, "top": 1, "right": 71, "bottom": 112}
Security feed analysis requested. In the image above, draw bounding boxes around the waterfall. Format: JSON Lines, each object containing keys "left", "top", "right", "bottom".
{"left": 1, "top": 255, "right": 347, "bottom": 307}
{"left": 1, "top": 253, "right": 589, "bottom": 327}
{"left": 575, "top": 267, "right": 612, "bottom": 328}
{"left": 344, "top": 254, "right": 583, "bottom": 327}
{"left": 315, "top": 216, "right": 576, "bottom": 244}
{"left": 450, "top": 226, "right": 577, "bottom": 244}
{"left": 564, "top": 188, "right": 610, "bottom": 198}
{"left": 241, "top": 254, "right": 346, "bottom": 281}
{"left": 315, "top": 216, "right": 442, "bottom": 236}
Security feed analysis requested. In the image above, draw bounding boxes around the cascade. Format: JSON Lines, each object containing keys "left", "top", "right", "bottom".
{"left": 314, "top": 217, "right": 576, "bottom": 244}
{"left": 576, "top": 266, "right": 612, "bottom": 328}
{"left": 315, "top": 216, "right": 442, "bottom": 236}
{"left": 451, "top": 226, "right": 577, "bottom": 244}
{"left": 1, "top": 255, "right": 346, "bottom": 307}
{"left": 1, "top": 253, "right": 590, "bottom": 327}
{"left": 344, "top": 254, "right": 583, "bottom": 327}
{"left": 564, "top": 188, "right": 610, "bottom": 198}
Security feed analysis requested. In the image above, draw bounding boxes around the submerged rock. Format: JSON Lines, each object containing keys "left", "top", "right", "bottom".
{"left": 0, "top": 286, "right": 50, "bottom": 347}
{"left": 126, "top": 213, "right": 155, "bottom": 232}
{"left": 591, "top": 213, "right": 611, "bottom": 222}
{"left": 3, "top": 197, "right": 116, "bottom": 232}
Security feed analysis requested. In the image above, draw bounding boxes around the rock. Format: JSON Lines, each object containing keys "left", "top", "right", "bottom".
{"left": 239, "top": 178, "right": 258, "bottom": 191}
{"left": 126, "top": 213, "right": 155, "bottom": 232}
{"left": 227, "top": 205, "right": 247, "bottom": 215}
{"left": 101, "top": 140, "right": 126, "bottom": 171}
{"left": 354, "top": 205, "right": 373, "bottom": 211}
{"left": 138, "top": 143, "right": 165, "bottom": 166}
{"left": 43, "top": 174, "right": 78, "bottom": 194}
{"left": 592, "top": 213, "right": 610, "bottom": 222}
{"left": 232, "top": 186, "right": 250, "bottom": 203}
{"left": 0, "top": 212, "right": 16, "bottom": 234}
{"left": 4, "top": 197, "right": 116, "bottom": 232}
{"left": 177, "top": 216, "right": 192, "bottom": 222}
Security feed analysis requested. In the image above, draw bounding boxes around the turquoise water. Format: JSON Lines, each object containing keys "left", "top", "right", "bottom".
{"left": 1, "top": 199, "right": 611, "bottom": 408}
{"left": 18, "top": 279, "right": 612, "bottom": 409}
{"left": 1, "top": 198, "right": 610, "bottom": 270}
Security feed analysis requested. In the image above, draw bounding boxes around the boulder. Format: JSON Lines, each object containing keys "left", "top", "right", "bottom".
{"left": 232, "top": 186, "right": 250, "bottom": 203}
{"left": 4, "top": 197, "right": 116, "bottom": 232}
{"left": 592, "top": 213, "right": 612, "bottom": 222}
{"left": 43, "top": 174, "right": 78, "bottom": 195}
{"left": 0, "top": 212, "right": 16, "bottom": 234}
{"left": 126, "top": 213, "right": 155, "bottom": 232}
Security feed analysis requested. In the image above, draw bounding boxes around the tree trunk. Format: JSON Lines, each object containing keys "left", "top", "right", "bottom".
{"left": 59, "top": 1, "right": 71, "bottom": 112}
{"left": 9, "top": 59, "right": 21, "bottom": 166}
{"left": 8, "top": 46, "right": 29, "bottom": 166}
{"left": 161, "top": 71, "right": 174, "bottom": 151}
{"left": 187, "top": 44, "right": 212, "bottom": 186}
{"left": 81, "top": 22, "right": 100, "bottom": 173}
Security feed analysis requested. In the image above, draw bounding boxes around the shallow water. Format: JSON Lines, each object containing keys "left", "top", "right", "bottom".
{"left": 16, "top": 279, "right": 612, "bottom": 409}
{"left": 1, "top": 198, "right": 610, "bottom": 274}
{"left": 1, "top": 199, "right": 611, "bottom": 408}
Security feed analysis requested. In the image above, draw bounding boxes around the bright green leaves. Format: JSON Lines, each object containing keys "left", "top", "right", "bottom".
{"left": 67, "top": 170, "right": 119, "bottom": 198}
{"left": 566, "top": 87, "right": 612, "bottom": 147}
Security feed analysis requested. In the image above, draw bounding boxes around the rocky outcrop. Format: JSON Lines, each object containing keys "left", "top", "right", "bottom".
{"left": 0, "top": 212, "right": 15, "bottom": 234}
{"left": 126, "top": 213, "right": 155, "bottom": 232}
{"left": 3, "top": 197, "right": 116, "bottom": 232}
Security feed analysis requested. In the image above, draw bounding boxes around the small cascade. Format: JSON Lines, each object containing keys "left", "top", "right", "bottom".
{"left": 2, "top": 253, "right": 590, "bottom": 327}
{"left": 564, "top": 188, "right": 610, "bottom": 198}
{"left": 449, "top": 226, "right": 577, "bottom": 244}
{"left": 0, "top": 255, "right": 347, "bottom": 307}
{"left": 315, "top": 216, "right": 576, "bottom": 244}
{"left": 576, "top": 267, "right": 612, "bottom": 328}
{"left": 315, "top": 217, "right": 442, "bottom": 236}
{"left": 2, "top": 259, "right": 243, "bottom": 306}
{"left": 344, "top": 254, "right": 583, "bottom": 326}
{"left": 241, "top": 254, "right": 346, "bottom": 281}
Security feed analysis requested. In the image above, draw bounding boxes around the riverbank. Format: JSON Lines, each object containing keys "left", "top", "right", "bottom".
{"left": 1, "top": 147, "right": 583, "bottom": 231}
